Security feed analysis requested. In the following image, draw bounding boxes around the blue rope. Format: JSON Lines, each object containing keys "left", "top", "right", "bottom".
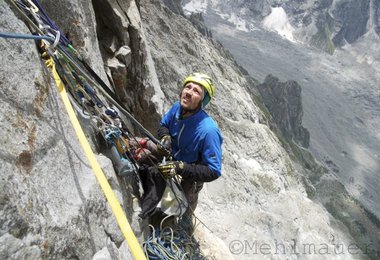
{"left": 0, "top": 31, "right": 54, "bottom": 42}
{"left": 143, "top": 223, "right": 203, "bottom": 259}
{"left": 31, "top": 0, "right": 72, "bottom": 46}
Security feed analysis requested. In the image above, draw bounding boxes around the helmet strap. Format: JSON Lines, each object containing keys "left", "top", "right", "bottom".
{"left": 202, "top": 93, "right": 210, "bottom": 108}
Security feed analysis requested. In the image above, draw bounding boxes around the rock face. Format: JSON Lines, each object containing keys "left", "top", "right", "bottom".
{"left": 0, "top": 1, "right": 144, "bottom": 259}
{"left": 188, "top": 12, "right": 213, "bottom": 38}
{"left": 162, "top": 0, "right": 184, "bottom": 14}
{"left": 40, "top": 0, "right": 163, "bottom": 133}
{"left": 0, "top": 0, "right": 376, "bottom": 259}
{"left": 258, "top": 74, "right": 310, "bottom": 148}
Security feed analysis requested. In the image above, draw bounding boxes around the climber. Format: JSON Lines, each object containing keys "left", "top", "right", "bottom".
{"left": 138, "top": 72, "right": 223, "bottom": 224}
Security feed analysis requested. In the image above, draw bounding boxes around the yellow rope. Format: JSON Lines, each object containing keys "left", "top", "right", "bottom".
{"left": 46, "top": 58, "right": 146, "bottom": 260}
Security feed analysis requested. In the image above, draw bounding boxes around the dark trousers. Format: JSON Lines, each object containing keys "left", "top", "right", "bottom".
{"left": 181, "top": 179, "right": 203, "bottom": 213}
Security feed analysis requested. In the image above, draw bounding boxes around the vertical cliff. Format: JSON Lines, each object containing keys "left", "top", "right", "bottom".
{"left": 257, "top": 74, "right": 310, "bottom": 148}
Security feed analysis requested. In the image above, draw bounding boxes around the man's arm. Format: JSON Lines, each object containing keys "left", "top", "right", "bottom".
{"left": 158, "top": 125, "right": 170, "bottom": 139}
{"left": 199, "top": 127, "right": 223, "bottom": 176}
{"left": 171, "top": 127, "right": 223, "bottom": 182}
{"left": 157, "top": 103, "right": 179, "bottom": 154}
{"left": 180, "top": 163, "right": 219, "bottom": 182}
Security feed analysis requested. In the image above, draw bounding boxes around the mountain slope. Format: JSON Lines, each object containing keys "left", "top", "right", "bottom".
{"left": 141, "top": 0, "right": 367, "bottom": 259}
{"left": 182, "top": 0, "right": 380, "bottom": 257}
{"left": 183, "top": 0, "right": 380, "bottom": 53}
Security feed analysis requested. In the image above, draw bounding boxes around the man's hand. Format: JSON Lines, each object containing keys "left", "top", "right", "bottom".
{"left": 158, "top": 161, "right": 184, "bottom": 178}
{"left": 157, "top": 135, "right": 172, "bottom": 157}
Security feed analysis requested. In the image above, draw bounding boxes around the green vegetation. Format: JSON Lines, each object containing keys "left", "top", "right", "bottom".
{"left": 310, "top": 14, "right": 336, "bottom": 54}
{"left": 311, "top": 27, "right": 336, "bottom": 54}
{"left": 287, "top": 141, "right": 325, "bottom": 183}
{"left": 250, "top": 93, "right": 272, "bottom": 121}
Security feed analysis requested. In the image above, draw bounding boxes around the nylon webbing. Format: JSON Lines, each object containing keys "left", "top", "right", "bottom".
{"left": 47, "top": 58, "right": 146, "bottom": 260}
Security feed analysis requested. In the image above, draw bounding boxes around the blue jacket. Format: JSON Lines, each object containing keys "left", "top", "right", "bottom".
{"left": 160, "top": 102, "right": 223, "bottom": 176}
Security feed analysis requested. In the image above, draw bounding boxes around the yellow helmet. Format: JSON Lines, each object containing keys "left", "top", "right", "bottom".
{"left": 183, "top": 72, "right": 215, "bottom": 107}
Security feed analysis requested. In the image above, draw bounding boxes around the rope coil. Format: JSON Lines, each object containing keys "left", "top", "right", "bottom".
{"left": 142, "top": 216, "right": 204, "bottom": 259}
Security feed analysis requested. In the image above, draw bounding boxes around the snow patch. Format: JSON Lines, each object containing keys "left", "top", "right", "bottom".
{"left": 183, "top": 2, "right": 251, "bottom": 32}
{"left": 262, "top": 7, "right": 295, "bottom": 42}
{"left": 217, "top": 11, "right": 257, "bottom": 32}
{"left": 219, "top": 13, "right": 229, "bottom": 20}
{"left": 356, "top": 54, "right": 375, "bottom": 65}
{"left": 183, "top": 0, "right": 208, "bottom": 14}
{"left": 232, "top": 153, "right": 262, "bottom": 171}
{"left": 227, "top": 13, "right": 249, "bottom": 32}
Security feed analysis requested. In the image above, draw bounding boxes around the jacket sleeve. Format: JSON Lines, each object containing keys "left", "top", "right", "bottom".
{"left": 157, "top": 125, "right": 170, "bottom": 139}
{"left": 180, "top": 127, "right": 223, "bottom": 182}
{"left": 180, "top": 163, "right": 219, "bottom": 182}
{"left": 201, "top": 127, "right": 223, "bottom": 175}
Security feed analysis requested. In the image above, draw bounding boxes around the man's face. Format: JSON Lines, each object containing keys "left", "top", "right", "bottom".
{"left": 180, "top": 82, "right": 204, "bottom": 111}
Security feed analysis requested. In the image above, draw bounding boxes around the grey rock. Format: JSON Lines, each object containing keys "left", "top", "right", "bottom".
{"left": 331, "top": 0, "right": 370, "bottom": 46}
{"left": 162, "top": 0, "right": 184, "bottom": 15}
{"left": 92, "top": 0, "right": 163, "bottom": 132}
{"left": 188, "top": 12, "right": 213, "bottom": 38}
{"left": 115, "top": 45, "right": 132, "bottom": 66}
{"left": 0, "top": 234, "right": 41, "bottom": 259}
{"left": 100, "top": 34, "right": 120, "bottom": 55}
{"left": 92, "top": 239, "right": 122, "bottom": 260}
{"left": 258, "top": 74, "right": 310, "bottom": 148}
{"left": 92, "top": 247, "right": 111, "bottom": 260}
{"left": 119, "top": 240, "right": 134, "bottom": 260}
{"left": 107, "top": 57, "right": 127, "bottom": 71}
{"left": 0, "top": 0, "right": 141, "bottom": 258}
{"left": 40, "top": 0, "right": 109, "bottom": 83}
{"left": 107, "top": 57, "right": 128, "bottom": 100}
